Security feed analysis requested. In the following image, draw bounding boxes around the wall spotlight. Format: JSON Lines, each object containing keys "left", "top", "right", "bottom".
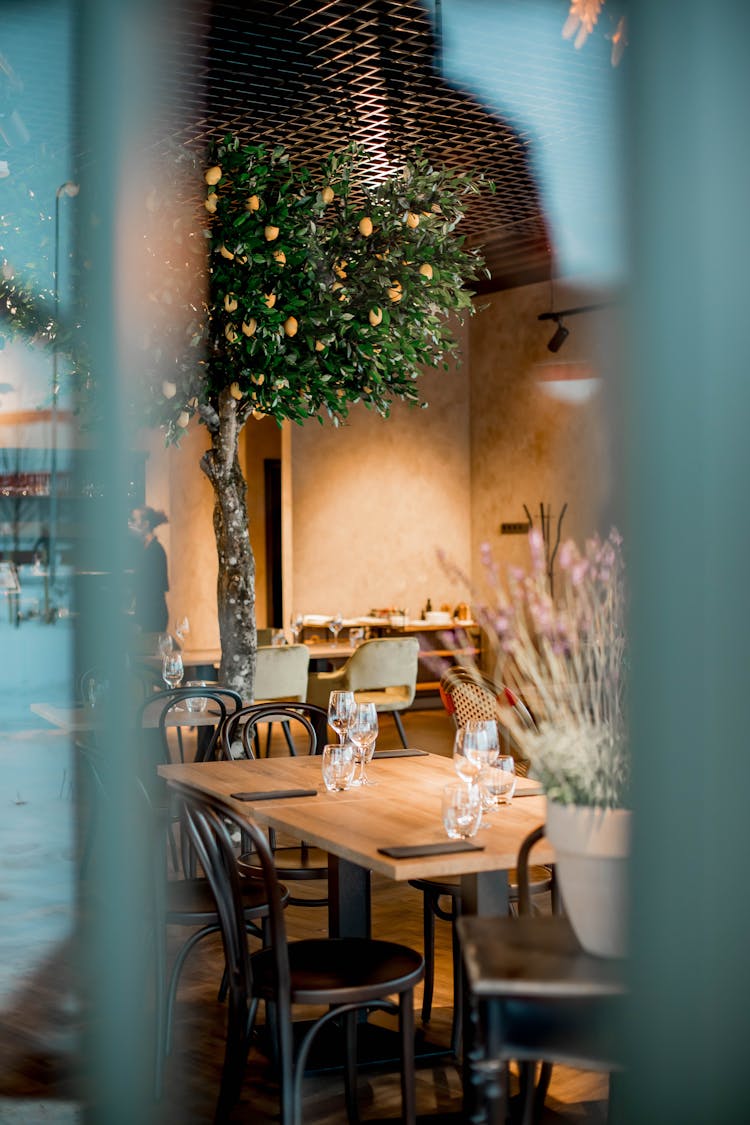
{"left": 547, "top": 317, "right": 569, "bottom": 353}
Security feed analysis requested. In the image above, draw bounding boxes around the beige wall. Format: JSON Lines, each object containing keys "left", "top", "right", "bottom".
{"left": 469, "top": 280, "right": 618, "bottom": 597}
{"left": 142, "top": 280, "right": 619, "bottom": 647}
{"left": 287, "top": 319, "right": 473, "bottom": 620}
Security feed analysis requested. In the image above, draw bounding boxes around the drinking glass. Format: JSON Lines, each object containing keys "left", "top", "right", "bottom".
{"left": 442, "top": 782, "right": 483, "bottom": 840}
{"left": 328, "top": 690, "right": 356, "bottom": 744}
{"left": 480, "top": 755, "right": 517, "bottom": 813}
{"left": 321, "top": 743, "right": 356, "bottom": 791}
{"left": 85, "top": 675, "right": 109, "bottom": 710}
{"left": 175, "top": 616, "right": 190, "bottom": 645}
{"left": 185, "top": 680, "right": 208, "bottom": 713}
{"left": 454, "top": 720, "right": 499, "bottom": 783}
{"left": 157, "top": 632, "right": 173, "bottom": 657}
{"left": 348, "top": 702, "right": 379, "bottom": 786}
{"left": 348, "top": 626, "right": 365, "bottom": 648}
{"left": 162, "top": 652, "right": 184, "bottom": 689}
{"left": 289, "top": 613, "right": 303, "bottom": 643}
{"left": 328, "top": 612, "right": 343, "bottom": 645}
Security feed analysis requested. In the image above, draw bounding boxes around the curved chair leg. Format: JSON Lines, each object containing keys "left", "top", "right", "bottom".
{"left": 392, "top": 711, "right": 408, "bottom": 748}
{"left": 450, "top": 899, "right": 464, "bottom": 1058}
{"left": 343, "top": 1008, "right": 360, "bottom": 1124}
{"left": 399, "top": 989, "right": 417, "bottom": 1125}
{"left": 165, "top": 924, "right": 221, "bottom": 1054}
{"left": 421, "top": 891, "right": 437, "bottom": 1024}
{"left": 215, "top": 995, "right": 253, "bottom": 1123}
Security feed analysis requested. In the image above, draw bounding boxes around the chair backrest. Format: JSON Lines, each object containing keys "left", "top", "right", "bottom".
{"left": 220, "top": 701, "right": 328, "bottom": 760}
{"left": 254, "top": 644, "right": 310, "bottom": 702}
{"left": 176, "top": 785, "right": 293, "bottom": 1016}
{"left": 340, "top": 637, "right": 420, "bottom": 705}
{"left": 439, "top": 666, "right": 534, "bottom": 775}
{"left": 137, "top": 686, "right": 243, "bottom": 767}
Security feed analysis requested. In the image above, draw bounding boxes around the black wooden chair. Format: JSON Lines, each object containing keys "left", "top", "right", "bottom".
{"left": 150, "top": 792, "right": 288, "bottom": 1095}
{"left": 220, "top": 702, "right": 331, "bottom": 908}
{"left": 177, "top": 784, "right": 425, "bottom": 1125}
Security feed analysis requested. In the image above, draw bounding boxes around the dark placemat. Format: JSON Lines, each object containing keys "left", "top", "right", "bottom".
{"left": 372, "top": 748, "right": 429, "bottom": 759}
{"left": 378, "top": 841, "right": 485, "bottom": 858}
{"left": 230, "top": 788, "right": 318, "bottom": 801}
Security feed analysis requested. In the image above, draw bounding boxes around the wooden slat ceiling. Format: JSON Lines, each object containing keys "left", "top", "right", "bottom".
{"left": 163, "top": 0, "right": 553, "bottom": 293}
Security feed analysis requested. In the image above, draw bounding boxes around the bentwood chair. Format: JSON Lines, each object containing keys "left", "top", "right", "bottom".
{"left": 177, "top": 785, "right": 425, "bottom": 1125}
{"left": 306, "top": 636, "right": 419, "bottom": 747}
{"left": 221, "top": 703, "right": 330, "bottom": 908}
{"left": 135, "top": 779, "right": 288, "bottom": 1099}
{"left": 439, "top": 664, "right": 536, "bottom": 776}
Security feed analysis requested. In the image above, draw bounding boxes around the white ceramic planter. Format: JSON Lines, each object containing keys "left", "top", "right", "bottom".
{"left": 546, "top": 801, "right": 631, "bottom": 959}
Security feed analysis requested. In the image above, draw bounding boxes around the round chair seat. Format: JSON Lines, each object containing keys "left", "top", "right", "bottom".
{"left": 166, "top": 876, "right": 289, "bottom": 921}
{"left": 238, "top": 846, "right": 328, "bottom": 882}
{"left": 250, "top": 936, "right": 424, "bottom": 1005}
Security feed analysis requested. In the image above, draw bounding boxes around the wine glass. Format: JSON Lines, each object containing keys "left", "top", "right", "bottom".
{"left": 479, "top": 755, "right": 517, "bottom": 816}
{"left": 328, "top": 612, "right": 343, "bottom": 645}
{"left": 289, "top": 613, "right": 303, "bottom": 643}
{"left": 461, "top": 724, "right": 501, "bottom": 778}
{"left": 175, "top": 616, "right": 190, "bottom": 646}
{"left": 348, "top": 702, "right": 379, "bottom": 786}
{"left": 328, "top": 690, "right": 355, "bottom": 744}
{"left": 454, "top": 720, "right": 500, "bottom": 781}
{"left": 157, "top": 632, "right": 173, "bottom": 657}
{"left": 162, "top": 652, "right": 184, "bottom": 690}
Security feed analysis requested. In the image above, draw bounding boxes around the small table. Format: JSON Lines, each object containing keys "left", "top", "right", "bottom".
{"left": 30, "top": 701, "right": 225, "bottom": 732}
{"left": 458, "top": 914, "right": 626, "bottom": 1124}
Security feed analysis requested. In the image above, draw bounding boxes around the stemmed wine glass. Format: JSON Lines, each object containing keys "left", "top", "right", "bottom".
{"left": 479, "top": 755, "right": 517, "bottom": 818}
{"left": 157, "top": 632, "right": 173, "bottom": 657}
{"left": 348, "top": 702, "right": 379, "bottom": 786}
{"left": 162, "top": 652, "right": 184, "bottom": 690}
{"left": 328, "top": 612, "right": 343, "bottom": 645}
{"left": 328, "top": 690, "right": 356, "bottom": 745}
{"left": 175, "top": 616, "right": 190, "bottom": 646}
{"left": 453, "top": 720, "right": 500, "bottom": 782}
{"left": 289, "top": 613, "right": 303, "bottom": 643}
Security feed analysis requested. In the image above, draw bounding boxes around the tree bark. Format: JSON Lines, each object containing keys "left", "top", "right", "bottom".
{"left": 200, "top": 391, "right": 256, "bottom": 698}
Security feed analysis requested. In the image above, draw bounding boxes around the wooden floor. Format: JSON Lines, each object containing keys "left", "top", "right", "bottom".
{"left": 0, "top": 707, "right": 609, "bottom": 1122}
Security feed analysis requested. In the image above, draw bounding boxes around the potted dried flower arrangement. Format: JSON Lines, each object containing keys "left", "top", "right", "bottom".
{"left": 472, "top": 527, "right": 630, "bottom": 958}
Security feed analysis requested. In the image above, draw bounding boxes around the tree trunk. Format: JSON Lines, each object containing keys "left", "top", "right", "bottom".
{"left": 200, "top": 392, "right": 256, "bottom": 698}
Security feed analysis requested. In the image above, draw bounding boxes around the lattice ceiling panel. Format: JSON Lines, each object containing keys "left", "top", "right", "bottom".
{"left": 166, "top": 0, "right": 552, "bottom": 292}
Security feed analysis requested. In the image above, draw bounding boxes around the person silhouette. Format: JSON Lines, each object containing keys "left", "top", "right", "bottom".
{"left": 129, "top": 507, "right": 169, "bottom": 633}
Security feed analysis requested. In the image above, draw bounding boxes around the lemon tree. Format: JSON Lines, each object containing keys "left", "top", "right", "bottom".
{"left": 149, "top": 137, "right": 489, "bottom": 696}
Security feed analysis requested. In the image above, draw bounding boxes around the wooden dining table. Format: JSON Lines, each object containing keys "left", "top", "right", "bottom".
{"left": 159, "top": 751, "right": 552, "bottom": 937}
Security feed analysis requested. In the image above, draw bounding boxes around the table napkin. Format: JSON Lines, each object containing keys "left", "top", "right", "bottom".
{"left": 230, "top": 788, "right": 318, "bottom": 801}
{"left": 378, "top": 841, "right": 485, "bottom": 858}
{"left": 372, "top": 749, "right": 429, "bottom": 759}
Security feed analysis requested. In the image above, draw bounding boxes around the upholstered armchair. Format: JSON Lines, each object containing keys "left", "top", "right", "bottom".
{"left": 306, "top": 636, "right": 419, "bottom": 746}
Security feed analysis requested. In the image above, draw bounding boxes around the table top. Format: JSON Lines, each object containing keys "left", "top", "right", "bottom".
{"left": 159, "top": 752, "right": 551, "bottom": 882}
{"left": 31, "top": 701, "right": 224, "bottom": 731}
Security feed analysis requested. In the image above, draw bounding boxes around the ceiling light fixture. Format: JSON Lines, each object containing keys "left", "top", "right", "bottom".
{"left": 546, "top": 317, "right": 569, "bottom": 353}
{"left": 538, "top": 302, "right": 611, "bottom": 353}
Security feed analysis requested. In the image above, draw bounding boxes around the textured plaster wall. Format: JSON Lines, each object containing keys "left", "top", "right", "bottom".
{"left": 143, "top": 416, "right": 281, "bottom": 646}
{"left": 288, "top": 320, "right": 472, "bottom": 619}
{"left": 142, "top": 282, "right": 618, "bottom": 648}
{"left": 468, "top": 279, "right": 618, "bottom": 598}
